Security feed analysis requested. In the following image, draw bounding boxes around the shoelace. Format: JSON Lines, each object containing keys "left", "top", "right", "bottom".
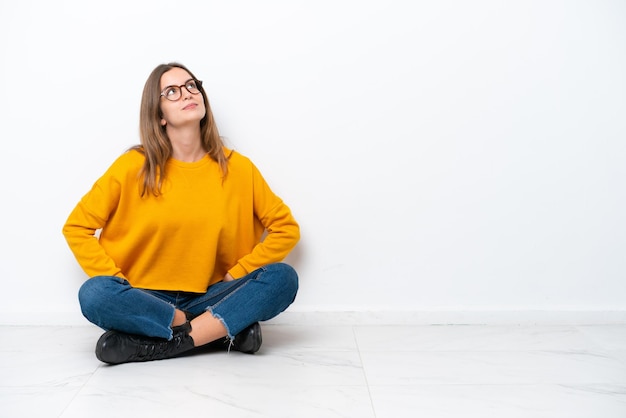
{"left": 133, "top": 336, "right": 183, "bottom": 360}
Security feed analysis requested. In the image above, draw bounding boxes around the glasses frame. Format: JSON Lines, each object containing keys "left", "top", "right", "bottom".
{"left": 160, "top": 79, "right": 203, "bottom": 101}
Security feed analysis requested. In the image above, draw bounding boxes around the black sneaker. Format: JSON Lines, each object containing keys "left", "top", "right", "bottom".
{"left": 232, "top": 322, "right": 262, "bottom": 354}
{"left": 95, "top": 323, "right": 195, "bottom": 364}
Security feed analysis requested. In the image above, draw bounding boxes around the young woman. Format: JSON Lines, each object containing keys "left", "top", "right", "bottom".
{"left": 63, "top": 63, "right": 300, "bottom": 365}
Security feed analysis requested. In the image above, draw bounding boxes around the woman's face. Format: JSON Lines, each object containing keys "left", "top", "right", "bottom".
{"left": 159, "top": 67, "right": 206, "bottom": 128}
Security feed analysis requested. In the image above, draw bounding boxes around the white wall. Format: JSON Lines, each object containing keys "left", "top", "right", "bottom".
{"left": 1, "top": 0, "right": 625, "bottom": 324}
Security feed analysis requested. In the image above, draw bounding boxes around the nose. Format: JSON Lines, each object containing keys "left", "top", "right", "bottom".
{"left": 181, "top": 86, "right": 194, "bottom": 99}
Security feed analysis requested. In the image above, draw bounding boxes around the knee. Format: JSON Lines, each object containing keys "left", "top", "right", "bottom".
{"left": 266, "top": 263, "right": 299, "bottom": 302}
{"left": 78, "top": 276, "right": 125, "bottom": 318}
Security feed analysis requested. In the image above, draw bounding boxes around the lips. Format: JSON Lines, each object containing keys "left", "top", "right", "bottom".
{"left": 183, "top": 103, "right": 197, "bottom": 110}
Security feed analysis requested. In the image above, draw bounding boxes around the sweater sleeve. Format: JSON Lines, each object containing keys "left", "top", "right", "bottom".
{"left": 228, "top": 163, "right": 300, "bottom": 278}
{"left": 62, "top": 162, "right": 126, "bottom": 279}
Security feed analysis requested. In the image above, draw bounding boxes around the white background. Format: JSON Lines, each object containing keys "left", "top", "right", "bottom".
{"left": 1, "top": 0, "right": 625, "bottom": 323}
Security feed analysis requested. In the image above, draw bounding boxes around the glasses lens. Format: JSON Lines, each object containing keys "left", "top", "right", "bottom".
{"left": 186, "top": 80, "right": 201, "bottom": 94}
{"left": 162, "top": 86, "right": 181, "bottom": 101}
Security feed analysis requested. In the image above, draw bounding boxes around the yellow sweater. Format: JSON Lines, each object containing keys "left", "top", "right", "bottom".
{"left": 62, "top": 148, "right": 299, "bottom": 292}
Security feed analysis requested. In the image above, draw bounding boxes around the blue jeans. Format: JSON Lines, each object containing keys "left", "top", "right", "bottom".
{"left": 78, "top": 263, "right": 298, "bottom": 341}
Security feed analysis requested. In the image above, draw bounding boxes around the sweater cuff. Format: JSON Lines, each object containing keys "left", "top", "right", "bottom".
{"left": 228, "top": 263, "right": 249, "bottom": 280}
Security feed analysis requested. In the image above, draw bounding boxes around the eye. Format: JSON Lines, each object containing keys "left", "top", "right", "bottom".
{"left": 186, "top": 80, "right": 198, "bottom": 91}
{"left": 164, "top": 86, "right": 179, "bottom": 97}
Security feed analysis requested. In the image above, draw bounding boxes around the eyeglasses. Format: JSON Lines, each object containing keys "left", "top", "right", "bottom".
{"left": 160, "top": 79, "right": 203, "bottom": 101}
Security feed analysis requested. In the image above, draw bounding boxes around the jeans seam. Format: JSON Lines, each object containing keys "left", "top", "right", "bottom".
{"left": 211, "top": 277, "right": 254, "bottom": 312}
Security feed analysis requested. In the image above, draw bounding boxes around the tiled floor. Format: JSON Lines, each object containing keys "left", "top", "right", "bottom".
{"left": 2, "top": 324, "right": 626, "bottom": 417}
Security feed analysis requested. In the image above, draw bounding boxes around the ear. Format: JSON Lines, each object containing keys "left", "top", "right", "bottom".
{"left": 161, "top": 118, "right": 167, "bottom": 126}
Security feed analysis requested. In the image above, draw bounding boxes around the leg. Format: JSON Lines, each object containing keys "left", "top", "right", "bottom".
{"left": 78, "top": 276, "right": 178, "bottom": 339}
{"left": 187, "top": 263, "right": 298, "bottom": 345}
{"left": 79, "top": 276, "right": 199, "bottom": 364}
{"left": 171, "top": 309, "right": 188, "bottom": 327}
{"left": 188, "top": 314, "right": 227, "bottom": 346}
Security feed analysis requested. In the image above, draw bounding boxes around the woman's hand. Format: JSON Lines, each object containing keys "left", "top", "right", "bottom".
{"left": 223, "top": 273, "right": 235, "bottom": 282}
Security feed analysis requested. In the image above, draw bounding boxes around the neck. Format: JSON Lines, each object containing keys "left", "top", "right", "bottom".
{"left": 167, "top": 126, "right": 206, "bottom": 162}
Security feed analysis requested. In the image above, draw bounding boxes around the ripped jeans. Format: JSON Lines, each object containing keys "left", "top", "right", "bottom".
{"left": 78, "top": 263, "right": 298, "bottom": 341}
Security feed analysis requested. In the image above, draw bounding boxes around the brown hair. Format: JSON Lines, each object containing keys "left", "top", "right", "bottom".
{"left": 132, "top": 62, "right": 228, "bottom": 196}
